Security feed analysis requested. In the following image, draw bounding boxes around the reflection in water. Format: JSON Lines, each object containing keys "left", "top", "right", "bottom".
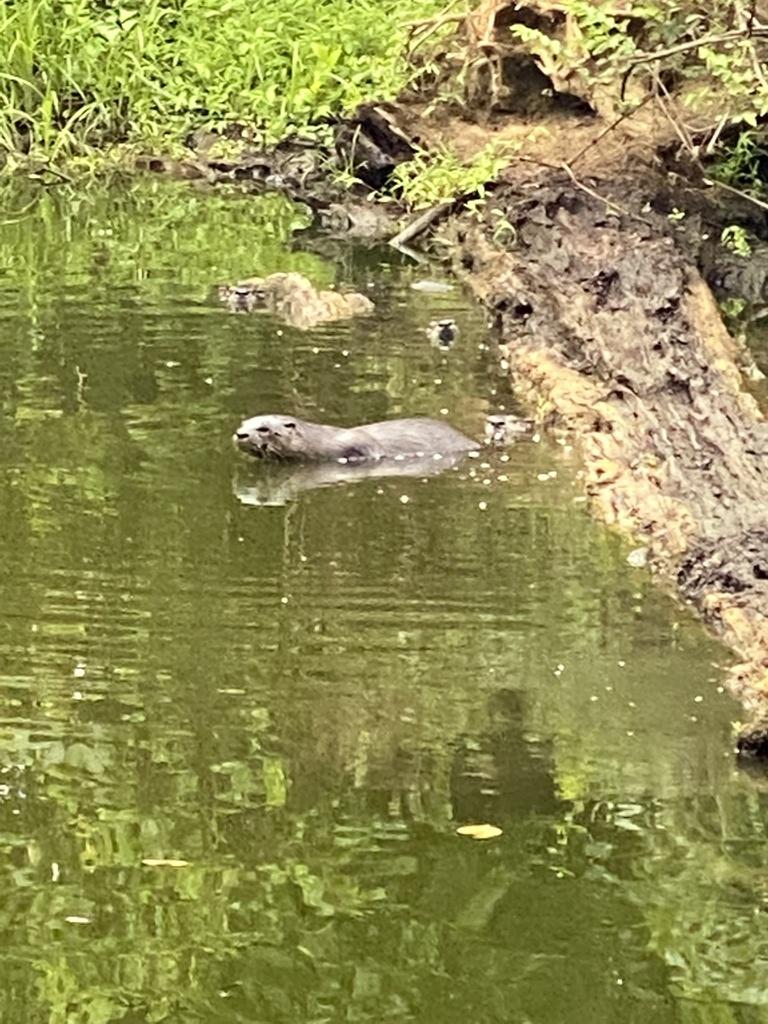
{"left": 233, "top": 450, "right": 470, "bottom": 506}
{"left": 0, "top": 179, "right": 765, "bottom": 1024}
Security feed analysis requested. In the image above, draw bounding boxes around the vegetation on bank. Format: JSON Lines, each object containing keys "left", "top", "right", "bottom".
{"left": 0, "top": 0, "right": 442, "bottom": 170}
{"left": 3, "top": 0, "right": 768, "bottom": 202}
{"left": 489, "top": 0, "right": 768, "bottom": 190}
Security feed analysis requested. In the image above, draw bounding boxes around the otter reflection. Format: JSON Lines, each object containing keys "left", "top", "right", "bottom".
{"left": 233, "top": 450, "right": 469, "bottom": 507}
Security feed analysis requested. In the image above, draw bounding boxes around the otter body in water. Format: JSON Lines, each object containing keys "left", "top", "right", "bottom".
{"left": 234, "top": 414, "right": 479, "bottom": 463}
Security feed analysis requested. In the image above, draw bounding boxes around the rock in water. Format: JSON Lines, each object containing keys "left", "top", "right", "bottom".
{"left": 427, "top": 319, "right": 459, "bottom": 348}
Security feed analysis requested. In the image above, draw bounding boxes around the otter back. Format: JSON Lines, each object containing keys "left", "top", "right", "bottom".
{"left": 337, "top": 419, "right": 479, "bottom": 461}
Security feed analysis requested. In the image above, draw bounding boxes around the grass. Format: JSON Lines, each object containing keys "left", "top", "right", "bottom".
{"left": 0, "top": 0, "right": 444, "bottom": 173}
{"left": 389, "top": 141, "right": 517, "bottom": 210}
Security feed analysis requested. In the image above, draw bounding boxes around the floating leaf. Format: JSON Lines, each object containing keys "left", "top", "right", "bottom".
{"left": 410, "top": 279, "right": 453, "bottom": 294}
{"left": 141, "top": 858, "right": 190, "bottom": 868}
{"left": 456, "top": 823, "right": 503, "bottom": 840}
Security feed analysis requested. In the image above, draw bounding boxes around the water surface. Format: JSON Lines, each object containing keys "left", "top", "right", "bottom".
{"left": 0, "top": 180, "right": 764, "bottom": 1024}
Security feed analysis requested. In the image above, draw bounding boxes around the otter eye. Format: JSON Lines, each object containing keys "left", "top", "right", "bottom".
{"left": 284, "top": 422, "right": 296, "bottom": 429}
{"left": 256, "top": 426, "right": 270, "bottom": 434}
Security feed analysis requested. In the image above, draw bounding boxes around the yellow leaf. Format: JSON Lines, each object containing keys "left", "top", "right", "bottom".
{"left": 455, "top": 823, "right": 503, "bottom": 840}
{"left": 141, "top": 858, "right": 190, "bottom": 868}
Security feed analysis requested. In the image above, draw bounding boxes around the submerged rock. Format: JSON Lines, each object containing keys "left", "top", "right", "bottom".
{"left": 218, "top": 272, "right": 374, "bottom": 329}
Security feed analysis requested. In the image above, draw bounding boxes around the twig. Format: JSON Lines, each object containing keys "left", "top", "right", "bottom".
{"left": 32, "top": 164, "right": 74, "bottom": 185}
{"left": 621, "top": 26, "right": 768, "bottom": 97}
{"left": 734, "top": 0, "right": 768, "bottom": 91}
{"left": 705, "top": 112, "right": 730, "bottom": 156}
{"left": 703, "top": 175, "right": 768, "bottom": 213}
{"left": 515, "top": 155, "right": 561, "bottom": 171}
{"left": 561, "top": 162, "right": 647, "bottom": 224}
{"left": 407, "top": 0, "right": 468, "bottom": 52}
{"left": 653, "top": 73, "right": 696, "bottom": 156}
{"left": 628, "top": 27, "right": 768, "bottom": 69}
{"left": 407, "top": 14, "right": 467, "bottom": 52}
{"left": 389, "top": 200, "right": 454, "bottom": 249}
{"left": 566, "top": 92, "right": 653, "bottom": 168}
{"left": 407, "top": 0, "right": 464, "bottom": 29}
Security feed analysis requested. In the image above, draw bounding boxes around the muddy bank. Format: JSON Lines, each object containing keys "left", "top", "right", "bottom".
{"left": 138, "top": 104, "right": 420, "bottom": 242}
{"left": 428, "top": 166, "right": 768, "bottom": 749}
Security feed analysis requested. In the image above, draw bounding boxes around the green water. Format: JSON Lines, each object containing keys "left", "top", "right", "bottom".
{"left": 0, "top": 180, "right": 765, "bottom": 1024}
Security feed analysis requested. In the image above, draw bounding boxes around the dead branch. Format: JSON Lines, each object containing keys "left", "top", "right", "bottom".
{"left": 653, "top": 74, "right": 697, "bottom": 157}
{"left": 389, "top": 200, "right": 454, "bottom": 249}
{"left": 621, "top": 26, "right": 768, "bottom": 98}
{"left": 703, "top": 176, "right": 768, "bottom": 212}
{"left": 566, "top": 93, "right": 654, "bottom": 168}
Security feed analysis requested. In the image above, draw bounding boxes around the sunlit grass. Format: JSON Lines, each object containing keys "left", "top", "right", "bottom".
{"left": 0, "top": 0, "right": 443, "bottom": 172}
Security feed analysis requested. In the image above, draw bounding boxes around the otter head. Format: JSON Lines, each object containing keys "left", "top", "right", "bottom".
{"left": 233, "top": 415, "right": 305, "bottom": 460}
{"left": 219, "top": 278, "right": 267, "bottom": 313}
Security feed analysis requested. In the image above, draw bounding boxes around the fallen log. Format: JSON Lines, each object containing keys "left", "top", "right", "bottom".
{"left": 437, "top": 167, "right": 768, "bottom": 753}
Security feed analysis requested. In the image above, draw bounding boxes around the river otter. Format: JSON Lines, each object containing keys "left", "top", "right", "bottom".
{"left": 218, "top": 272, "right": 374, "bottom": 329}
{"left": 233, "top": 414, "right": 480, "bottom": 463}
{"left": 427, "top": 318, "right": 459, "bottom": 349}
{"left": 484, "top": 414, "right": 535, "bottom": 444}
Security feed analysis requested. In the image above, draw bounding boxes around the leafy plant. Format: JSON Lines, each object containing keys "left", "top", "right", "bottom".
{"left": 390, "top": 141, "right": 516, "bottom": 209}
{"left": 0, "top": 0, "right": 445, "bottom": 172}
{"left": 719, "top": 295, "right": 748, "bottom": 320}
{"left": 709, "top": 128, "right": 768, "bottom": 190}
{"left": 721, "top": 224, "right": 752, "bottom": 257}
